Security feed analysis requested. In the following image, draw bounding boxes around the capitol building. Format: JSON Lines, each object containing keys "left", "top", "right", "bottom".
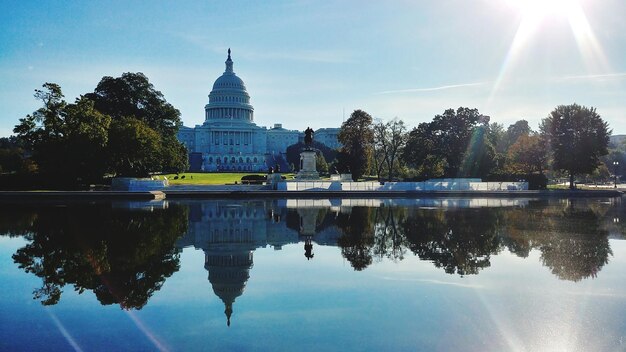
{"left": 177, "top": 49, "right": 341, "bottom": 172}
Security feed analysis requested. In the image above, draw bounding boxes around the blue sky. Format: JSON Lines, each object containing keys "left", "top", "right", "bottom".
{"left": 1, "top": 0, "right": 625, "bottom": 138}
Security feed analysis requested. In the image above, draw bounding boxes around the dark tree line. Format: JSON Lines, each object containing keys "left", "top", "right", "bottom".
{"left": 6, "top": 73, "right": 188, "bottom": 187}
{"left": 0, "top": 136, "right": 28, "bottom": 174}
{"left": 333, "top": 104, "right": 610, "bottom": 188}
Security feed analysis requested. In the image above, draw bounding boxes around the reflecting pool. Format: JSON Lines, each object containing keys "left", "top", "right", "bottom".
{"left": 1, "top": 197, "right": 625, "bottom": 351}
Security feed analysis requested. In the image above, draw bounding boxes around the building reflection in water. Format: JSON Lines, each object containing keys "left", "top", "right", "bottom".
{"left": 175, "top": 198, "right": 533, "bottom": 325}
{"left": 176, "top": 200, "right": 296, "bottom": 326}
{"left": 176, "top": 199, "right": 345, "bottom": 325}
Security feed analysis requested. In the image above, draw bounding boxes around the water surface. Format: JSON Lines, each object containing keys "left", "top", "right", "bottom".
{"left": 1, "top": 197, "right": 625, "bottom": 351}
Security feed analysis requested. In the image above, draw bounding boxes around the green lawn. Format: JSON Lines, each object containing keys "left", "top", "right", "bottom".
{"left": 547, "top": 183, "right": 616, "bottom": 190}
{"left": 155, "top": 172, "right": 295, "bottom": 185}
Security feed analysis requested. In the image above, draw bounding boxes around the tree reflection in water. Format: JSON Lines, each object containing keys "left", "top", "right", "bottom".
{"left": 329, "top": 199, "right": 617, "bottom": 280}
{"left": 403, "top": 208, "right": 502, "bottom": 276}
{"left": 336, "top": 207, "right": 375, "bottom": 271}
{"left": 5, "top": 203, "right": 188, "bottom": 308}
{"left": 0, "top": 197, "right": 621, "bottom": 316}
{"left": 503, "top": 199, "right": 612, "bottom": 281}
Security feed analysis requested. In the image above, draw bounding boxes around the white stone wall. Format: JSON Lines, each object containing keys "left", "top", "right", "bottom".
{"left": 111, "top": 177, "right": 168, "bottom": 191}
{"left": 276, "top": 181, "right": 529, "bottom": 191}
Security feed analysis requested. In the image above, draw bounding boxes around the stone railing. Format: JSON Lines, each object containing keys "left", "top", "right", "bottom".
{"left": 275, "top": 180, "right": 529, "bottom": 192}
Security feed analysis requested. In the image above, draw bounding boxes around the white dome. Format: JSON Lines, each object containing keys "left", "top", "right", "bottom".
{"left": 212, "top": 73, "right": 246, "bottom": 91}
{"left": 205, "top": 49, "right": 254, "bottom": 122}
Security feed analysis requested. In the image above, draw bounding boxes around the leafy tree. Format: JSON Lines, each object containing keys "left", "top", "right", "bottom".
{"left": 14, "top": 75, "right": 188, "bottom": 185}
{"left": 85, "top": 72, "right": 188, "bottom": 175}
{"left": 499, "top": 120, "right": 531, "bottom": 153}
{"left": 506, "top": 134, "right": 547, "bottom": 175}
{"left": 85, "top": 72, "right": 180, "bottom": 135}
{"left": 489, "top": 122, "right": 505, "bottom": 152}
{"left": 601, "top": 138, "right": 626, "bottom": 181}
{"left": 403, "top": 107, "right": 489, "bottom": 178}
{"left": 429, "top": 107, "right": 484, "bottom": 177}
{"left": 13, "top": 83, "right": 67, "bottom": 177}
{"left": 459, "top": 122, "right": 496, "bottom": 178}
{"left": 14, "top": 84, "right": 111, "bottom": 184}
{"left": 541, "top": 104, "right": 610, "bottom": 189}
{"left": 589, "top": 163, "right": 611, "bottom": 183}
{"left": 0, "top": 137, "right": 25, "bottom": 173}
{"left": 108, "top": 117, "right": 162, "bottom": 177}
{"left": 315, "top": 153, "right": 329, "bottom": 173}
{"left": 160, "top": 134, "right": 190, "bottom": 174}
{"left": 372, "top": 122, "right": 387, "bottom": 181}
{"left": 373, "top": 118, "right": 407, "bottom": 181}
{"left": 338, "top": 110, "right": 374, "bottom": 180}
{"left": 62, "top": 97, "right": 112, "bottom": 182}
{"left": 488, "top": 122, "right": 508, "bottom": 174}
{"left": 402, "top": 122, "right": 445, "bottom": 179}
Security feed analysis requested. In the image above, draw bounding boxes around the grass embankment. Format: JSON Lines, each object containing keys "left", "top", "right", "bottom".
{"left": 155, "top": 172, "right": 295, "bottom": 185}
{"left": 547, "top": 184, "right": 618, "bottom": 190}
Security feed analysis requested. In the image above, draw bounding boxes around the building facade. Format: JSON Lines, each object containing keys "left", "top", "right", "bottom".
{"left": 177, "top": 49, "right": 340, "bottom": 172}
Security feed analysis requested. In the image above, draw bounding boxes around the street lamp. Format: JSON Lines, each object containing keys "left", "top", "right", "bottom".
{"left": 614, "top": 161, "right": 620, "bottom": 188}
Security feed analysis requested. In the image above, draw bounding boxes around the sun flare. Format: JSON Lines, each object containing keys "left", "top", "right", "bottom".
{"left": 488, "top": 0, "right": 608, "bottom": 106}
{"left": 509, "top": 0, "right": 581, "bottom": 19}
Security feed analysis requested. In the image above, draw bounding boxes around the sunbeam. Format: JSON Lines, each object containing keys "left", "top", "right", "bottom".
{"left": 488, "top": 0, "right": 610, "bottom": 108}
{"left": 125, "top": 310, "right": 171, "bottom": 352}
{"left": 46, "top": 309, "right": 84, "bottom": 352}
{"left": 487, "top": 14, "right": 540, "bottom": 107}
{"left": 567, "top": 5, "right": 610, "bottom": 73}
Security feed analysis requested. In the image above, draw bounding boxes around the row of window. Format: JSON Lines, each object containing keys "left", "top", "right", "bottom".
{"left": 212, "top": 165, "right": 262, "bottom": 172}
{"left": 205, "top": 208, "right": 259, "bottom": 218}
{"left": 216, "top": 81, "right": 242, "bottom": 88}
{"left": 210, "top": 131, "right": 252, "bottom": 145}
{"left": 211, "top": 95, "right": 247, "bottom": 103}
{"left": 206, "top": 108, "right": 252, "bottom": 120}
{"left": 207, "top": 156, "right": 262, "bottom": 164}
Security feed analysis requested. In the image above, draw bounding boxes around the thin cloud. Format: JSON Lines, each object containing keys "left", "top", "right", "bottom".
{"left": 376, "top": 81, "right": 489, "bottom": 95}
{"left": 555, "top": 72, "right": 626, "bottom": 81}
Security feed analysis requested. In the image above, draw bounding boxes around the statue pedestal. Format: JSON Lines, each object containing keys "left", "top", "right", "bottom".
{"left": 296, "top": 150, "right": 319, "bottom": 180}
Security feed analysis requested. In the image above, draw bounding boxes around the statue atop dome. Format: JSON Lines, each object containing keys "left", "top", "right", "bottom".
{"left": 225, "top": 48, "right": 233, "bottom": 73}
